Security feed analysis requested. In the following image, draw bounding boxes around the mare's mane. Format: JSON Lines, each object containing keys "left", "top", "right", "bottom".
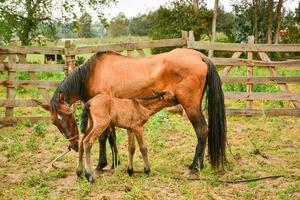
{"left": 50, "top": 51, "right": 119, "bottom": 112}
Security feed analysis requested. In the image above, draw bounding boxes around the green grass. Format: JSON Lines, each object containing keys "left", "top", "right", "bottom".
{"left": 0, "top": 112, "right": 299, "bottom": 199}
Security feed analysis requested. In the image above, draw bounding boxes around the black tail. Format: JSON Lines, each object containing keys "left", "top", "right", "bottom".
{"left": 203, "top": 57, "right": 227, "bottom": 169}
{"left": 81, "top": 104, "right": 89, "bottom": 134}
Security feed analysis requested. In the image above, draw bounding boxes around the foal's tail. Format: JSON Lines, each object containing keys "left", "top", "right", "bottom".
{"left": 203, "top": 57, "right": 227, "bottom": 169}
{"left": 81, "top": 104, "right": 90, "bottom": 134}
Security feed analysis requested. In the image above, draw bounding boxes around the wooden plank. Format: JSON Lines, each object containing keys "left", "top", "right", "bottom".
{"left": 0, "top": 80, "right": 61, "bottom": 89}
{"left": 0, "top": 99, "right": 47, "bottom": 107}
{"left": 222, "top": 52, "right": 242, "bottom": 75}
{"left": 0, "top": 64, "right": 64, "bottom": 72}
{"left": 226, "top": 108, "right": 300, "bottom": 116}
{"left": 0, "top": 46, "right": 63, "bottom": 55}
{"left": 211, "top": 58, "right": 300, "bottom": 67}
{"left": 0, "top": 116, "right": 50, "bottom": 125}
{"left": 221, "top": 76, "right": 300, "bottom": 83}
{"left": 224, "top": 92, "right": 300, "bottom": 101}
{"left": 188, "top": 41, "right": 300, "bottom": 52}
{"left": 68, "top": 38, "right": 185, "bottom": 55}
{"left": 258, "top": 52, "right": 300, "bottom": 108}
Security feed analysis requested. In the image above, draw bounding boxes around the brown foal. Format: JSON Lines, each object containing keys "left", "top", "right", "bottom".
{"left": 77, "top": 90, "right": 178, "bottom": 182}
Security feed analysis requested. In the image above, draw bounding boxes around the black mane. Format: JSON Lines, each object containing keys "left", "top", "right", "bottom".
{"left": 50, "top": 51, "right": 112, "bottom": 112}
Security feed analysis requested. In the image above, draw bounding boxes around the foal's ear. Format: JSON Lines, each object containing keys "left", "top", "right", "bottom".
{"left": 59, "top": 92, "right": 65, "bottom": 103}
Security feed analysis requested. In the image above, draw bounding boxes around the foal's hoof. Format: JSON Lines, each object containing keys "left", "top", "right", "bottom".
{"left": 76, "top": 169, "right": 83, "bottom": 178}
{"left": 144, "top": 167, "right": 151, "bottom": 175}
{"left": 127, "top": 167, "right": 134, "bottom": 176}
{"left": 85, "top": 172, "right": 95, "bottom": 183}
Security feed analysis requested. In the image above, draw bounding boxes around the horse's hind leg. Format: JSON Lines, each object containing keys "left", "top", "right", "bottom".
{"left": 185, "top": 107, "right": 208, "bottom": 173}
{"left": 134, "top": 128, "right": 151, "bottom": 175}
{"left": 108, "top": 126, "right": 119, "bottom": 169}
{"left": 127, "top": 130, "right": 136, "bottom": 176}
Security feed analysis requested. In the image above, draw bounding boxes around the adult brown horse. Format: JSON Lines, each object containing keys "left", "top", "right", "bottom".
{"left": 38, "top": 48, "right": 226, "bottom": 172}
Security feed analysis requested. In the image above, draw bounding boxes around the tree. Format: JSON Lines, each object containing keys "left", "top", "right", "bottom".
{"left": 193, "top": 0, "right": 199, "bottom": 12}
{"left": 78, "top": 12, "right": 93, "bottom": 38}
{"left": 129, "top": 14, "right": 153, "bottom": 36}
{"left": 108, "top": 12, "right": 129, "bottom": 37}
{"left": 266, "top": 0, "right": 274, "bottom": 44}
{"left": 208, "top": 0, "right": 219, "bottom": 57}
{"left": 274, "top": 0, "right": 284, "bottom": 44}
{"left": 149, "top": 0, "right": 212, "bottom": 41}
{"left": 0, "top": 0, "right": 116, "bottom": 45}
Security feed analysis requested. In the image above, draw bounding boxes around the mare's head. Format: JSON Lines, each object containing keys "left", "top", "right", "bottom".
{"left": 34, "top": 92, "right": 79, "bottom": 152}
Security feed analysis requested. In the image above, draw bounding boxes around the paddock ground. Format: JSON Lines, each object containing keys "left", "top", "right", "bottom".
{"left": 0, "top": 111, "right": 299, "bottom": 200}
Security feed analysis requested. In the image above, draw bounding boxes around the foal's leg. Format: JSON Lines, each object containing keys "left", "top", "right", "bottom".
{"left": 133, "top": 128, "right": 151, "bottom": 174}
{"left": 108, "top": 126, "right": 119, "bottom": 169}
{"left": 127, "top": 130, "right": 136, "bottom": 176}
{"left": 76, "top": 135, "right": 85, "bottom": 178}
{"left": 84, "top": 123, "right": 109, "bottom": 183}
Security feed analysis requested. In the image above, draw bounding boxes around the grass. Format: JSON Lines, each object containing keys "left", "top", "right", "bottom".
{"left": 0, "top": 111, "right": 299, "bottom": 199}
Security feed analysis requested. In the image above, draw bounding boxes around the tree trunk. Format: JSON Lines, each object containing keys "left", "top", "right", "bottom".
{"left": 252, "top": 0, "right": 258, "bottom": 43}
{"left": 193, "top": 0, "right": 199, "bottom": 13}
{"left": 208, "top": 0, "right": 219, "bottom": 58}
{"left": 266, "top": 0, "right": 274, "bottom": 44}
{"left": 275, "top": 0, "right": 284, "bottom": 44}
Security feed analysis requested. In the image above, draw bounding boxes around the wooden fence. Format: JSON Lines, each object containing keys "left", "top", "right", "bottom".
{"left": 0, "top": 31, "right": 299, "bottom": 124}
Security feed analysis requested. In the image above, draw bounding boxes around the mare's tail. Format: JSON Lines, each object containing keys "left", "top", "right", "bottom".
{"left": 203, "top": 57, "right": 227, "bottom": 169}
{"left": 81, "top": 104, "right": 89, "bottom": 134}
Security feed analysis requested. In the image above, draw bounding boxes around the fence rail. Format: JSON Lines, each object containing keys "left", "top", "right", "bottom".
{"left": 0, "top": 31, "right": 299, "bottom": 124}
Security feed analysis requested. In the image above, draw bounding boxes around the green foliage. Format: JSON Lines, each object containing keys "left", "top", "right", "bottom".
{"left": 149, "top": 0, "right": 212, "bottom": 41}
{"left": 129, "top": 14, "right": 153, "bottom": 36}
{"left": 75, "top": 56, "right": 86, "bottom": 66}
{"left": 108, "top": 12, "right": 129, "bottom": 37}
{"left": 78, "top": 12, "right": 93, "bottom": 38}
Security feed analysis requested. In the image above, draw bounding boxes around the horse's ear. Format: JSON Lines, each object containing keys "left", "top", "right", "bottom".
{"left": 32, "top": 99, "right": 50, "bottom": 111}
{"left": 59, "top": 92, "right": 65, "bottom": 103}
{"left": 40, "top": 103, "right": 50, "bottom": 111}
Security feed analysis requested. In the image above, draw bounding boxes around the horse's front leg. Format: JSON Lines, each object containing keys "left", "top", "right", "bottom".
{"left": 127, "top": 130, "right": 136, "bottom": 176}
{"left": 76, "top": 136, "right": 85, "bottom": 178}
{"left": 133, "top": 128, "right": 151, "bottom": 175}
{"left": 108, "top": 126, "right": 119, "bottom": 169}
{"left": 96, "top": 128, "right": 110, "bottom": 171}
{"left": 84, "top": 124, "right": 109, "bottom": 183}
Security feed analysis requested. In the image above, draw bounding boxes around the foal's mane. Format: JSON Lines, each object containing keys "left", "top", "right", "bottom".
{"left": 50, "top": 51, "right": 119, "bottom": 112}
{"left": 134, "top": 91, "right": 167, "bottom": 101}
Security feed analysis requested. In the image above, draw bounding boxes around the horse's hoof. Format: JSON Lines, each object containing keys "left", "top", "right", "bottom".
{"left": 96, "top": 162, "right": 107, "bottom": 171}
{"left": 76, "top": 169, "right": 83, "bottom": 178}
{"left": 144, "top": 167, "right": 151, "bottom": 175}
{"left": 85, "top": 172, "right": 95, "bottom": 183}
{"left": 111, "top": 160, "right": 121, "bottom": 169}
{"left": 127, "top": 167, "right": 133, "bottom": 176}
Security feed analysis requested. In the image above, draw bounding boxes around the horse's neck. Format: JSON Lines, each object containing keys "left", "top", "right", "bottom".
{"left": 136, "top": 98, "right": 166, "bottom": 116}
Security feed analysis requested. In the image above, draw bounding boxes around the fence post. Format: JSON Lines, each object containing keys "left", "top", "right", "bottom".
{"left": 247, "top": 35, "right": 255, "bottom": 109}
{"left": 64, "top": 40, "right": 76, "bottom": 75}
{"left": 5, "top": 39, "right": 17, "bottom": 119}
{"left": 188, "top": 31, "right": 195, "bottom": 42}
{"left": 181, "top": 31, "right": 188, "bottom": 48}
